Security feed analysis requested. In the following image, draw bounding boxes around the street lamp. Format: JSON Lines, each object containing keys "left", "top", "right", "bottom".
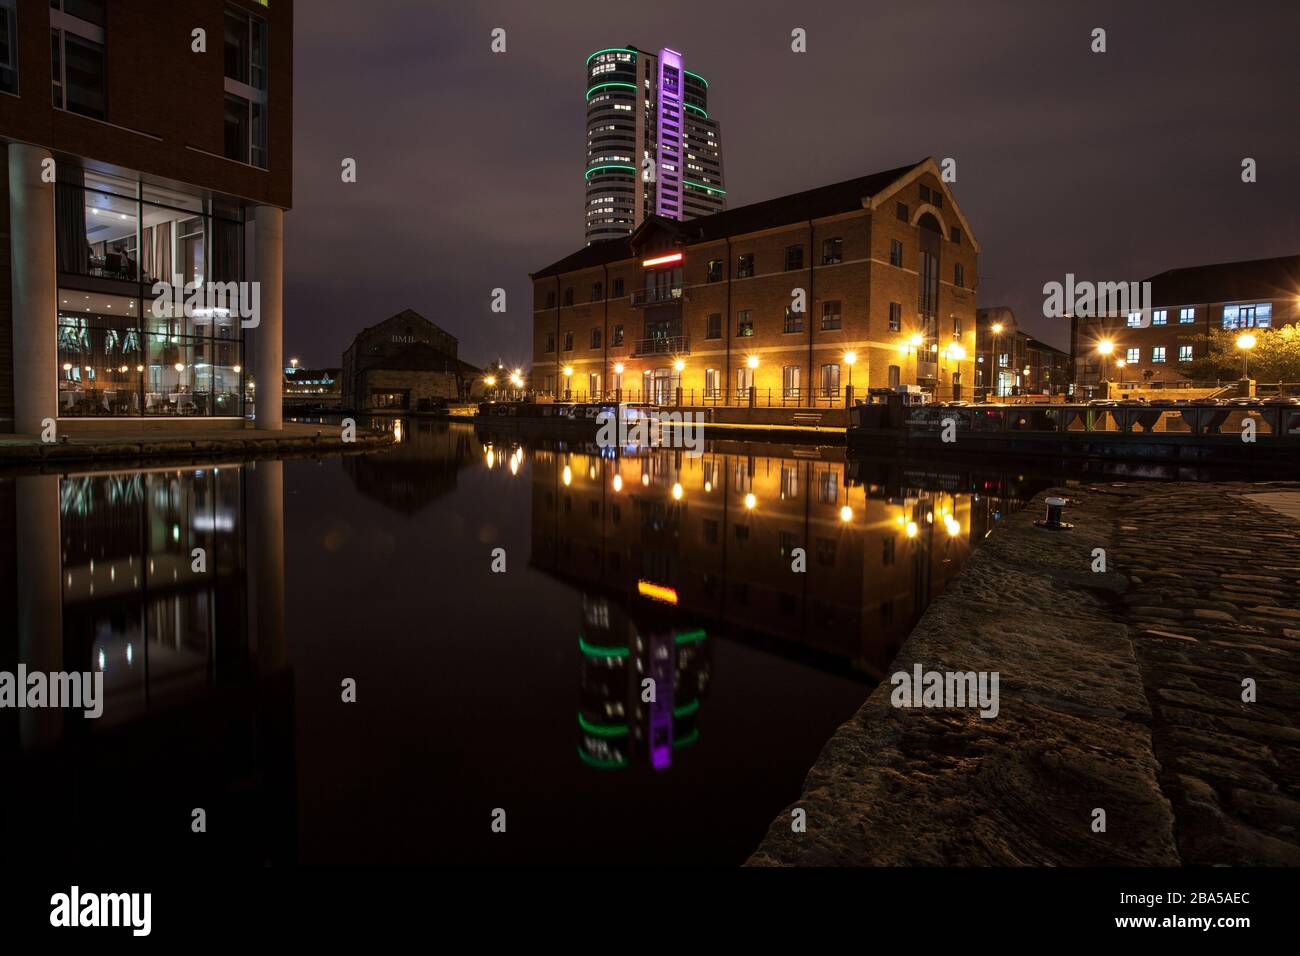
{"left": 843, "top": 350, "right": 857, "bottom": 406}
{"left": 1096, "top": 339, "right": 1114, "bottom": 390}
{"left": 1236, "top": 333, "right": 1257, "bottom": 379}
{"left": 746, "top": 354, "right": 759, "bottom": 369}
{"left": 563, "top": 365, "right": 573, "bottom": 401}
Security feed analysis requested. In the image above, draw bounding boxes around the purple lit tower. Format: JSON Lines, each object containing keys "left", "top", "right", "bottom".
{"left": 583, "top": 46, "right": 726, "bottom": 245}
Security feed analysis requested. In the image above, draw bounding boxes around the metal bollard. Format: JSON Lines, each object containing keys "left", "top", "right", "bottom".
{"left": 1034, "top": 495, "right": 1074, "bottom": 531}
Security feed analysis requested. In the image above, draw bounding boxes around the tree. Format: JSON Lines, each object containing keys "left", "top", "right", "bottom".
{"left": 1186, "top": 323, "right": 1300, "bottom": 383}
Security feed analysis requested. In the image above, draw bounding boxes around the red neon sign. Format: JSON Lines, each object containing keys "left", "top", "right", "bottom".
{"left": 641, "top": 252, "right": 683, "bottom": 267}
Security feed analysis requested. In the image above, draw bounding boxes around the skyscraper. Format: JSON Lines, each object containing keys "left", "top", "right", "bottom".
{"left": 584, "top": 46, "right": 726, "bottom": 245}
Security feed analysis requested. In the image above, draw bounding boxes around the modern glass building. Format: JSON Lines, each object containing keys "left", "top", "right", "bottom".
{"left": 0, "top": 0, "right": 291, "bottom": 434}
{"left": 584, "top": 45, "right": 726, "bottom": 245}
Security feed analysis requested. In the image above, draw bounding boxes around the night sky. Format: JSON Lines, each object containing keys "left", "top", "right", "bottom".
{"left": 286, "top": 0, "right": 1300, "bottom": 369}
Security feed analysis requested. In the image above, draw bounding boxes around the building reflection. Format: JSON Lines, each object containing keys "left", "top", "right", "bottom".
{"left": 508, "top": 437, "right": 1034, "bottom": 771}
{"left": 342, "top": 417, "right": 478, "bottom": 514}
{"left": 0, "top": 460, "right": 291, "bottom": 864}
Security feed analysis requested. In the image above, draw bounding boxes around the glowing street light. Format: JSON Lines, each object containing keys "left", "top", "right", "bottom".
{"left": 746, "top": 355, "right": 759, "bottom": 369}
{"left": 484, "top": 375, "right": 497, "bottom": 388}
{"left": 743, "top": 493, "right": 757, "bottom": 510}
{"left": 1237, "top": 332, "right": 1257, "bottom": 379}
{"left": 673, "top": 358, "right": 685, "bottom": 373}
{"left": 1096, "top": 339, "right": 1114, "bottom": 386}
{"left": 991, "top": 323, "right": 1003, "bottom": 335}
{"left": 613, "top": 362, "right": 624, "bottom": 375}
{"left": 839, "top": 505, "right": 853, "bottom": 523}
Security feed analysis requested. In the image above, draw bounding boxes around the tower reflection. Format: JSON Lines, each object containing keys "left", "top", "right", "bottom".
{"left": 517, "top": 438, "right": 1035, "bottom": 772}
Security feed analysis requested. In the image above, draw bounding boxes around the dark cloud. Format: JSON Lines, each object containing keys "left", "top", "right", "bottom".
{"left": 287, "top": 0, "right": 1300, "bottom": 366}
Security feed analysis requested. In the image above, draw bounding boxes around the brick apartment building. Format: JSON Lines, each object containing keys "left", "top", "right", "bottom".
{"left": 530, "top": 158, "right": 979, "bottom": 405}
{"left": 0, "top": 0, "right": 292, "bottom": 433}
{"left": 975, "top": 306, "right": 1070, "bottom": 397}
{"left": 1070, "top": 254, "right": 1300, "bottom": 392}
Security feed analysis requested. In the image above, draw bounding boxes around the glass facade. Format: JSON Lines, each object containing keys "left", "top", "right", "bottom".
{"left": 54, "top": 168, "right": 247, "bottom": 418}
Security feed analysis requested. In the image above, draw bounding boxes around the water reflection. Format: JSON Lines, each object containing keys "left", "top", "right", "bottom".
{"left": 1, "top": 462, "right": 291, "bottom": 864}
{"left": 342, "top": 417, "right": 476, "bottom": 514}
{"left": 521, "top": 441, "right": 1032, "bottom": 689}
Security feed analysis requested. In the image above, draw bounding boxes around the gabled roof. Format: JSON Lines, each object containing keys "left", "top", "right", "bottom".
{"left": 532, "top": 159, "right": 936, "bottom": 279}
{"left": 1144, "top": 254, "right": 1300, "bottom": 307}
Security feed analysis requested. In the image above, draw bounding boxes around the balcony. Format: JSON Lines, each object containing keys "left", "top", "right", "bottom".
{"left": 632, "top": 336, "right": 690, "bottom": 357}
{"left": 630, "top": 286, "right": 683, "bottom": 307}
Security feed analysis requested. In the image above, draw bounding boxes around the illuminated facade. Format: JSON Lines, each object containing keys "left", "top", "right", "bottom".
{"left": 0, "top": 0, "right": 293, "bottom": 433}
{"left": 535, "top": 158, "right": 979, "bottom": 403}
{"left": 584, "top": 45, "right": 726, "bottom": 245}
{"left": 1069, "top": 254, "right": 1300, "bottom": 391}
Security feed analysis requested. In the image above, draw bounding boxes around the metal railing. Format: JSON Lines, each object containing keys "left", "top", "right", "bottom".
{"left": 631, "top": 336, "right": 690, "bottom": 357}
{"left": 903, "top": 403, "right": 1300, "bottom": 438}
{"left": 528, "top": 387, "right": 853, "bottom": 408}
{"left": 630, "top": 286, "right": 683, "bottom": 307}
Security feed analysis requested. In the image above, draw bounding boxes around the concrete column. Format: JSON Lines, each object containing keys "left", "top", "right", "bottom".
{"left": 9, "top": 144, "right": 58, "bottom": 435}
{"left": 15, "top": 474, "right": 63, "bottom": 748}
{"left": 246, "top": 459, "right": 286, "bottom": 672}
{"left": 252, "top": 205, "right": 284, "bottom": 430}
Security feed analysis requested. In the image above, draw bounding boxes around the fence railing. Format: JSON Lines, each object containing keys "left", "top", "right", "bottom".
{"left": 904, "top": 403, "right": 1300, "bottom": 438}
{"left": 523, "top": 387, "right": 853, "bottom": 408}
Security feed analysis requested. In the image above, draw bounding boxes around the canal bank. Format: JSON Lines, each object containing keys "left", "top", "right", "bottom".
{"left": 0, "top": 421, "right": 395, "bottom": 469}
{"left": 748, "top": 480, "right": 1300, "bottom": 866}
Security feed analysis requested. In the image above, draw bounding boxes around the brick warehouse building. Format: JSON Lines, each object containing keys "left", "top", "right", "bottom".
{"left": 975, "top": 306, "right": 1070, "bottom": 398}
{"left": 340, "top": 309, "right": 481, "bottom": 413}
{"left": 1070, "top": 254, "right": 1300, "bottom": 392}
{"left": 0, "top": 0, "right": 292, "bottom": 434}
{"left": 531, "top": 158, "right": 978, "bottom": 406}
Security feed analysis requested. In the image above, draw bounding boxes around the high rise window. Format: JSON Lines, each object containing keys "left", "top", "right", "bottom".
{"left": 0, "top": 0, "right": 17, "bottom": 95}
{"left": 1151, "top": 347, "right": 1166, "bottom": 363}
{"left": 950, "top": 225, "right": 960, "bottom": 243}
{"left": 612, "top": 324, "right": 624, "bottom": 346}
{"left": 736, "top": 253, "right": 754, "bottom": 278}
{"left": 821, "top": 301, "right": 841, "bottom": 331}
{"left": 784, "top": 245, "right": 803, "bottom": 271}
{"left": 822, "top": 237, "right": 842, "bottom": 265}
{"left": 51, "top": 1, "right": 106, "bottom": 120}
{"left": 736, "top": 309, "right": 753, "bottom": 336}
{"left": 1179, "top": 307, "right": 1195, "bottom": 323}
{"left": 706, "top": 258, "right": 723, "bottom": 282}
{"left": 783, "top": 306, "right": 802, "bottom": 333}
{"left": 896, "top": 202, "right": 908, "bottom": 222}
{"left": 563, "top": 288, "right": 574, "bottom": 306}
{"left": 1152, "top": 309, "right": 1167, "bottom": 325}
{"left": 1179, "top": 345, "right": 1193, "bottom": 362}
{"left": 782, "top": 365, "right": 801, "bottom": 399}
{"left": 591, "top": 282, "right": 602, "bottom": 301}
{"left": 890, "top": 239, "right": 903, "bottom": 267}
{"left": 563, "top": 331, "right": 574, "bottom": 351}
{"left": 223, "top": 5, "right": 269, "bottom": 168}
{"left": 1127, "top": 312, "right": 1143, "bottom": 328}
{"left": 544, "top": 332, "right": 555, "bottom": 352}
{"left": 889, "top": 302, "right": 902, "bottom": 332}
{"left": 612, "top": 278, "right": 625, "bottom": 297}
{"left": 706, "top": 313, "right": 721, "bottom": 339}
{"left": 590, "top": 328, "right": 601, "bottom": 349}
{"left": 1125, "top": 347, "right": 1139, "bottom": 364}
{"left": 545, "top": 291, "right": 556, "bottom": 309}
{"left": 954, "top": 263, "right": 964, "bottom": 288}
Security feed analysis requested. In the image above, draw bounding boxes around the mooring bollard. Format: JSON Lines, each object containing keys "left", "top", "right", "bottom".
{"left": 1034, "top": 495, "right": 1074, "bottom": 531}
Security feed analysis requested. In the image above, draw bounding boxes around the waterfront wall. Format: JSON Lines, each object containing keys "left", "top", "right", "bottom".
{"left": 747, "top": 486, "right": 1178, "bottom": 865}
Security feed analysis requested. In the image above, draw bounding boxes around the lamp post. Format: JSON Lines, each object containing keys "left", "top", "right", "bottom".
{"left": 1236, "top": 333, "right": 1257, "bottom": 397}
{"left": 613, "top": 362, "right": 624, "bottom": 403}
{"left": 945, "top": 342, "right": 967, "bottom": 401}
{"left": 562, "top": 365, "right": 573, "bottom": 401}
{"left": 746, "top": 354, "right": 758, "bottom": 407}
{"left": 1236, "top": 332, "right": 1257, "bottom": 379}
{"left": 843, "top": 350, "right": 857, "bottom": 407}
{"left": 673, "top": 358, "right": 685, "bottom": 406}
{"left": 990, "top": 323, "right": 1003, "bottom": 399}
{"left": 1096, "top": 339, "right": 1114, "bottom": 397}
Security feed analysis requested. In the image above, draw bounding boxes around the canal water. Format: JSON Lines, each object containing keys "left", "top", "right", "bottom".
{"left": 0, "top": 421, "right": 1039, "bottom": 866}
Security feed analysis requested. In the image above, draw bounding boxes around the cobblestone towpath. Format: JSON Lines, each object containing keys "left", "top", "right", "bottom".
{"left": 748, "top": 480, "right": 1300, "bottom": 866}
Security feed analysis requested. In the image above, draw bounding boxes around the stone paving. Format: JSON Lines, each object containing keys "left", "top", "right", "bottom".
{"left": 749, "top": 479, "right": 1300, "bottom": 866}
{"left": 1113, "top": 482, "right": 1300, "bottom": 865}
